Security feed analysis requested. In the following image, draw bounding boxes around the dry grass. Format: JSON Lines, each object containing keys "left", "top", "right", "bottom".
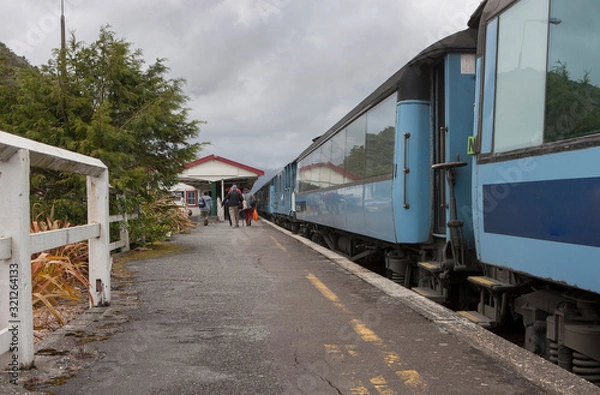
{"left": 30, "top": 210, "right": 91, "bottom": 329}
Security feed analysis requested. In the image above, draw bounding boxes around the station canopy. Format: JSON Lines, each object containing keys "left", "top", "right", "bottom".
{"left": 178, "top": 154, "right": 264, "bottom": 192}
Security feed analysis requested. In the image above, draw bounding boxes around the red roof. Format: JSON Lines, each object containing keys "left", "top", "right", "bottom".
{"left": 298, "top": 161, "right": 359, "bottom": 181}
{"left": 185, "top": 154, "right": 264, "bottom": 176}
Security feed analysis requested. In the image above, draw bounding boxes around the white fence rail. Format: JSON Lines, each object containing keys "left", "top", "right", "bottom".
{"left": 109, "top": 213, "right": 137, "bottom": 252}
{"left": 0, "top": 131, "right": 110, "bottom": 368}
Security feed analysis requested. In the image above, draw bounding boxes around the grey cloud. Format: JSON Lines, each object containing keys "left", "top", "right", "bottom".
{"left": 0, "top": 0, "right": 479, "bottom": 173}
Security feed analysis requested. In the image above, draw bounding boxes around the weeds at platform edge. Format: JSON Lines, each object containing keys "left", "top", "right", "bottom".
{"left": 117, "top": 241, "right": 188, "bottom": 263}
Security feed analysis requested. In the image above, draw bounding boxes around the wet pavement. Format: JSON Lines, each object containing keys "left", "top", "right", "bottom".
{"left": 2, "top": 217, "right": 599, "bottom": 394}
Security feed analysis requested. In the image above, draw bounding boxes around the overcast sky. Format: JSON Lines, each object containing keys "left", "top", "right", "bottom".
{"left": 1, "top": 0, "right": 481, "bottom": 173}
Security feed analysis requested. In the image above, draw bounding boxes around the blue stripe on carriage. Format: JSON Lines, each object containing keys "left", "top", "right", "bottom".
{"left": 483, "top": 177, "right": 600, "bottom": 248}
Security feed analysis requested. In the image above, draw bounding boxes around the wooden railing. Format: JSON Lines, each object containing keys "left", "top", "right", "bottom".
{"left": 109, "top": 213, "right": 137, "bottom": 252}
{"left": 0, "top": 131, "right": 110, "bottom": 368}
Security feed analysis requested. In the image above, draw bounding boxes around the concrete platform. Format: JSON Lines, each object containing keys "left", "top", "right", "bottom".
{"left": 2, "top": 218, "right": 599, "bottom": 394}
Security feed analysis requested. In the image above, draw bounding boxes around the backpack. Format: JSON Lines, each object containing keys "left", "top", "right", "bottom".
{"left": 198, "top": 197, "right": 206, "bottom": 208}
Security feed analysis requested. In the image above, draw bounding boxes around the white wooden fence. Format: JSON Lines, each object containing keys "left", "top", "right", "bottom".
{"left": 0, "top": 131, "right": 111, "bottom": 368}
{"left": 109, "top": 213, "right": 134, "bottom": 252}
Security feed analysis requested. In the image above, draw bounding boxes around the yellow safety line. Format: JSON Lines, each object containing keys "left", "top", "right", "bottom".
{"left": 350, "top": 318, "right": 383, "bottom": 344}
{"left": 396, "top": 370, "right": 427, "bottom": 394}
{"left": 270, "top": 235, "right": 287, "bottom": 252}
{"left": 306, "top": 271, "right": 429, "bottom": 394}
{"left": 370, "top": 375, "right": 396, "bottom": 395}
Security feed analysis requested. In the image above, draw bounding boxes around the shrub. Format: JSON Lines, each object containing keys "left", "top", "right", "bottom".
{"left": 127, "top": 193, "right": 195, "bottom": 247}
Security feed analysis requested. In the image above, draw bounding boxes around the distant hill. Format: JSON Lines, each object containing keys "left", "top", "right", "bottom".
{"left": 0, "top": 42, "right": 30, "bottom": 68}
{"left": 0, "top": 42, "right": 32, "bottom": 85}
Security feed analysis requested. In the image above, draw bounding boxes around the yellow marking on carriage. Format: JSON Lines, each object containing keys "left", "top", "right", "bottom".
{"left": 457, "top": 310, "right": 482, "bottom": 322}
{"left": 469, "top": 276, "right": 496, "bottom": 286}
{"left": 418, "top": 261, "right": 438, "bottom": 270}
{"left": 270, "top": 236, "right": 287, "bottom": 252}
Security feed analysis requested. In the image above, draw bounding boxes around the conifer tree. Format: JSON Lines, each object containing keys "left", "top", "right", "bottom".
{"left": 0, "top": 27, "right": 203, "bottom": 224}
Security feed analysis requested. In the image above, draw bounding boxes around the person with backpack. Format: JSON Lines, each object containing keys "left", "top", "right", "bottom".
{"left": 199, "top": 191, "right": 212, "bottom": 226}
{"left": 225, "top": 185, "right": 244, "bottom": 228}
{"left": 241, "top": 188, "right": 255, "bottom": 226}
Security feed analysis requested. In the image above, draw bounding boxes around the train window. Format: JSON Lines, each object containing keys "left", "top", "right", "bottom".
{"left": 297, "top": 160, "right": 311, "bottom": 193}
{"left": 365, "top": 94, "right": 397, "bottom": 178}
{"left": 329, "top": 130, "right": 347, "bottom": 186}
{"left": 493, "top": 0, "right": 549, "bottom": 152}
{"left": 480, "top": 18, "right": 498, "bottom": 154}
{"left": 344, "top": 114, "right": 367, "bottom": 181}
{"left": 315, "top": 144, "right": 331, "bottom": 189}
{"left": 544, "top": 0, "right": 600, "bottom": 142}
{"left": 297, "top": 94, "right": 396, "bottom": 193}
{"left": 298, "top": 151, "right": 318, "bottom": 192}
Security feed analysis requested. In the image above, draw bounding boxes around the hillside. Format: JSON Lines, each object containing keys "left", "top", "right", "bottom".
{"left": 0, "top": 42, "right": 32, "bottom": 85}
{"left": 0, "top": 42, "right": 30, "bottom": 67}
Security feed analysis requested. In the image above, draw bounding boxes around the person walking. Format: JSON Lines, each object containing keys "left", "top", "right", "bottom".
{"left": 221, "top": 196, "right": 231, "bottom": 226}
{"left": 199, "top": 191, "right": 213, "bottom": 226}
{"left": 242, "top": 188, "right": 255, "bottom": 226}
{"left": 225, "top": 185, "right": 244, "bottom": 228}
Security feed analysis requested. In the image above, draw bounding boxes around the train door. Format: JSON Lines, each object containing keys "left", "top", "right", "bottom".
{"left": 433, "top": 64, "right": 447, "bottom": 236}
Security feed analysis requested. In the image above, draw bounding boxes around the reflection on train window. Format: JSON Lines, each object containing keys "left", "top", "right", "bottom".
{"left": 365, "top": 95, "right": 396, "bottom": 178}
{"left": 315, "top": 145, "right": 330, "bottom": 189}
{"left": 344, "top": 114, "right": 367, "bottom": 181}
{"left": 297, "top": 93, "right": 396, "bottom": 193}
{"left": 494, "top": 0, "right": 548, "bottom": 152}
{"left": 544, "top": 0, "right": 600, "bottom": 142}
{"left": 329, "top": 130, "right": 346, "bottom": 186}
{"left": 300, "top": 151, "right": 318, "bottom": 192}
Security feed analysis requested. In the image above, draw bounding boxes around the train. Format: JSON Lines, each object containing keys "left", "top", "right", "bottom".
{"left": 253, "top": 0, "right": 600, "bottom": 383}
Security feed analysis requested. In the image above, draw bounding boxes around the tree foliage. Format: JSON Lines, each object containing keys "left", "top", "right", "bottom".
{"left": 544, "top": 61, "right": 600, "bottom": 142}
{"left": 0, "top": 27, "right": 203, "bottom": 224}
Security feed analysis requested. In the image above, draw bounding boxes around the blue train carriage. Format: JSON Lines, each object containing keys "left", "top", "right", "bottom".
{"left": 293, "top": 28, "right": 479, "bottom": 305}
{"left": 253, "top": 162, "right": 297, "bottom": 226}
{"left": 466, "top": 0, "right": 600, "bottom": 378}
{"left": 271, "top": 162, "right": 298, "bottom": 227}
{"left": 253, "top": 173, "right": 275, "bottom": 218}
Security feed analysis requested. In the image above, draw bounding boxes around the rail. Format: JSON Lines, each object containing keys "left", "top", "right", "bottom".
{"left": 109, "top": 213, "right": 137, "bottom": 252}
{"left": 0, "top": 131, "right": 110, "bottom": 368}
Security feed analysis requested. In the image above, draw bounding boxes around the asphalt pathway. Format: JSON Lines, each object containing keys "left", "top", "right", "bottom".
{"left": 4, "top": 217, "right": 600, "bottom": 394}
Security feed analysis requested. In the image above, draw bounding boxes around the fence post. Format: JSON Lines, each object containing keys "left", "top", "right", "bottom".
{"left": 0, "top": 149, "right": 34, "bottom": 367}
{"left": 120, "top": 212, "right": 130, "bottom": 253}
{"left": 87, "top": 169, "right": 111, "bottom": 306}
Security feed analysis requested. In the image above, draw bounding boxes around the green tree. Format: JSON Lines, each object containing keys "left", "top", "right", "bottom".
{"left": 365, "top": 126, "right": 395, "bottom": 178}
{"left": 545, "top": 61, "right": 600, "bottom": 142}
{"left": 0, "top": 27, "right": 204, "bottom": 227}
